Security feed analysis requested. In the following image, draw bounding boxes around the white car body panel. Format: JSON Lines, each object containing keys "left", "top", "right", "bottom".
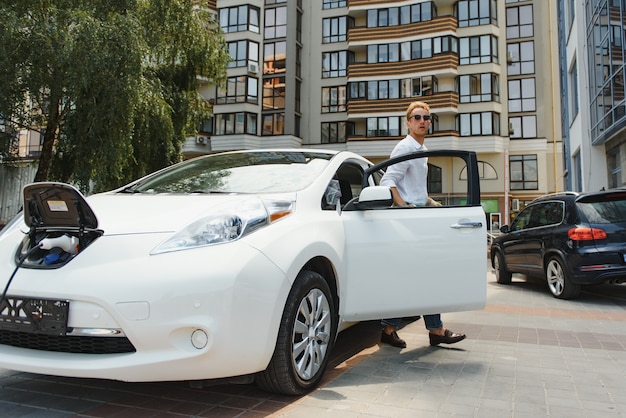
{"left": 0, "top": 149, "right": 486, "bottom": 388}
{"left": 342, "top": 205, "right": 487, "bottom": 320}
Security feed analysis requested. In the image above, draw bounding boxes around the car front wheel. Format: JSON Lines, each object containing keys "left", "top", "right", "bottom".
{"left": 256, "top": 270, "right": 337, "bottom": 395}
{"left": 545, "top": 256, "right": 580, "bottom": 299}
{"left": 494, "top": 251, "right": 512, "bottom": 284}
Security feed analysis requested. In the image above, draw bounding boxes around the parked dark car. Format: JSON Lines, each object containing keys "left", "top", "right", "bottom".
{"left": 490, "top": 189, "right": 626, "bottom": 299}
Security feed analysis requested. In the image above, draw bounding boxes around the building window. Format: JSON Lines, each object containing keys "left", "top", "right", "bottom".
{"left": 568, "top": 59, "right": 579, "bottom": 121}
{"left": 459, "top": 35, "right": 498, "bottom": 65}
{"left": 321, "top": 122, "right": 353, "bottom": 143}
{"left": 457, "top": 112, "right": 501, "bottom": 136}
{"left": 510, "top": 154, "right": 538, "bottom": 190}
{"left": 506, "top": 5, "right": 533, "bottom": 38}
{"left": 227, "top": 40, "right": 259, "bottom": 68}
{"left": 322, "top": 86, "right": 347, "bottom": 113}
{"left": 367, "top": 117, "right": 401, "bottom": 137}
{"left": 322, "top": 51, "right": 352, "bottom": 78}
{"left": 217, "top": 76, "right": 258, "bottom": 104}
{"left": 263, "top": 41, "right": 286, "bottom": 75}
{"left": 567, "top": 0, "right": 575, "bottom": 32}
{"left": 265, "top": 6, "right": 287, "bottom": 39}
{"left": 323, "top": 16, "right": 349, "bottom": 43}
{"left": 608, "top": 148, "right": 621, "bottom": 188}
{"left": 402, "top": 76, "right": 437, "bottom": 97}
{"left": 323, "top": 0, "right": 347, "bottom": 9}
{"left": 262, "top": 113, "right": 284, "bottom": 135}
{"left": 508, "top": 78, "right": 535, "bottom": 112}
{"left": 428, "top": 164, "right": 442, "bottom": 193}
{"left": 348, "top": 76, "right": 437, "bottom": 100}
{"left": 366, "top": 36, "right": 457, "bottom": 64}
{"left": 456, "top": 0, "right": 498, "bottom": 27}
{"left": 507, "top": 41, "right": 534, "bottom": 75}
{"left": 368, "top": 43, "right": 400, "bottom": 63}
{"left": 459, "top": 161, "right": 498, "bottom": 180}
{"left": 265, "top": 0, "right": 287, "bottom": 4}
{"left": 198, "top": 117, "right": 213, "bottom": 135}
{"left": 509, "top": 115, "right": 537, "bottom": 139}
{"left": 457, "top": 73, "right": 499, "bottom": 103}
{"left": 215, "top": 112, "right": 257, "bottom": 135}
{"left": 219, "top": 5, "right": 260, "bottom": 34}
{"left": 262, "top": 77, "right": 285, "bottom": 110}
{"left": 366, "top": 2, "right": 436, "bottom": 28}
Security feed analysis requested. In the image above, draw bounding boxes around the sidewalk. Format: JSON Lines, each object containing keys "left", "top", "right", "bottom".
{"left": 272, "top": 271, "right": 626, "bottom": 417}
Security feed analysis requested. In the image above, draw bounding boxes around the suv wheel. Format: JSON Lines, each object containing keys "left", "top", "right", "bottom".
{"left": 494, "top": 251, "right": 512, "bottom": 284}
{"left": 545, "top": 256, "right": 580, "bottom": 299}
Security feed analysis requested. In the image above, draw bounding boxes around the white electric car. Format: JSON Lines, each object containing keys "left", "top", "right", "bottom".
{"left": 0, "top": 149, "right": 486, "bottom": 395}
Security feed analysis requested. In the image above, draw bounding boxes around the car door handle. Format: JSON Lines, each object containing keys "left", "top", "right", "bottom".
{"left": 450, "top": 222, "right": 483, "bottom": 229}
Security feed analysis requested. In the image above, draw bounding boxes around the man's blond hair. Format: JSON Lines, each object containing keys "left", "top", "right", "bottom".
{"left": 406, "top": 101, "right": 431, "bottom": 119}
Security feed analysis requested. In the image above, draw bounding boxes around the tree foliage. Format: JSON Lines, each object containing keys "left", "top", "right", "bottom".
{"left": 0, "top": 0, "right": 229, "bottom": 192}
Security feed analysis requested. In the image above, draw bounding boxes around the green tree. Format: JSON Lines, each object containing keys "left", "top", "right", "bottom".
{"left": 0, "top": 0, "right": 229, "bottom": 192}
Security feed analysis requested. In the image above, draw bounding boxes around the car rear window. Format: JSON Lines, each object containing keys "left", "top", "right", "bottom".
{"left": 577, "top": 192, "right": 626, "bottom": 223}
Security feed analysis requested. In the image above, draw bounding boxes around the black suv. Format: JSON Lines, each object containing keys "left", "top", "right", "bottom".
{"left": 490, "top": 189, "right": 626, "bottom": 299}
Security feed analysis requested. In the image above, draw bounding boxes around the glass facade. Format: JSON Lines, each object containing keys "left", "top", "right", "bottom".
{"left": 585, "top": 0, "right": 626, "bottom": 144}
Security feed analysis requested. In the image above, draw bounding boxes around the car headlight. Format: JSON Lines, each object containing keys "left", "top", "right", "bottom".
{"left": 151, "top": 198, "right": 294, "bottom": 254}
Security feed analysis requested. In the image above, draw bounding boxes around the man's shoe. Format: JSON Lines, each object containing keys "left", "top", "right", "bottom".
{"left": 380, "top": 330, "right": 406, "bottom": 348}
{"left": 429, "top": 329, "right": 466, "bottom": 346}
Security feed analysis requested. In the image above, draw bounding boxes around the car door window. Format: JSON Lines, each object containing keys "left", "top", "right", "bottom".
{"left": 528, "top": 202, "right": 563, "bottom": 228}
{"left": 322, "top": 162, "right": 365, "bottom": 210}
{"left": 544, "top": 202, "right": 564, "bottom": 225}
{"left": 511, "top": 206, "right": 533, "bottom": 231}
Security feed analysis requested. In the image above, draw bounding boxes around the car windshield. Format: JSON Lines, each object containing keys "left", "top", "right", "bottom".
{"left": 577, "top": 192, "right": 626, "bottom": 224}
{"left": 128, "top": 150, "right": 334, "bottom": 194}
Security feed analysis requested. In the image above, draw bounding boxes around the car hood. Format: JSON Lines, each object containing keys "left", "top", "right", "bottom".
{"left": 86, "top": 192, "right": 267, "bottom": 235}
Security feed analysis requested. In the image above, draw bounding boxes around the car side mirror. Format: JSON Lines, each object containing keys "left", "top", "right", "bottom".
{"left": 352, "top": 186, "right": 393, "bottom": 210}
{"left": 500, "top": 225, "right": 510, "bottom": 233}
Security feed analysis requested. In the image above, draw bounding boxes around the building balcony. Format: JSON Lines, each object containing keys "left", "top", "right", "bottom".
{"left": 348, "top": 0, "right": 457, "bottom": 9}
{"left": 348, "top": 16, "right": 458, "bottom": 43}
{"left": 347, "top": 53, "right": 458, "bottom": 79}
{"left": 347, "top": 91, "right": 459, "bottom": 115}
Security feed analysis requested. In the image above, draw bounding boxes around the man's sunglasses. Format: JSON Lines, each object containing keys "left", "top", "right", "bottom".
{"left": 410, "top": 114, "right": 431, "bottom": 121}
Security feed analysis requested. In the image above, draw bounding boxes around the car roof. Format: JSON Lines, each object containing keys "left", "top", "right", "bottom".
{"left": 530, "top": 188, "right": 626, "bottom": 204}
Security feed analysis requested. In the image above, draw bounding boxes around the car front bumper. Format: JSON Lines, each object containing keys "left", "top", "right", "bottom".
{"left": 0, "top": 233, "right": 291, "bottom": 382}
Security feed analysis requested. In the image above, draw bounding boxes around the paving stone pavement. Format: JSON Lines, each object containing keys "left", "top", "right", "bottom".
{"left": 1, "top": 270, "right": 625, "bottom": 417}
{"left": 272, "top": 271, "right": 626, "bottom": 417}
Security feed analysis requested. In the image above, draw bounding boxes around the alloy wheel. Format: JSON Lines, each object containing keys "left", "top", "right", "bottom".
{"left": 546, "top": 258, "right": 565, "bottom": 296}
{"left": 291, "top": 288, "right": 331, "bottom": 380}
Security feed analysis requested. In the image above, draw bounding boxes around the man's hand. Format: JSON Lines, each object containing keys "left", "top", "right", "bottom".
{"left": 427, "top": 197, "right": 441, "bottom": 207}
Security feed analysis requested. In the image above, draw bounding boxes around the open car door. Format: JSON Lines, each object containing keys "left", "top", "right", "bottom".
{"left": 340, "top": 150, "right": 487, "bottom": 321}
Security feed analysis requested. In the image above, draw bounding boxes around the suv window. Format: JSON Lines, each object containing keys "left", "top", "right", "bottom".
{"left": 578, "top": 198, "right": 626, "bottom": 223}
{"left": 510, "top": 206, "right": 532, "bottom": 231}
{"left": 510, "top": 201, "right": 563, "bottom": 231}
{"left": 528, "top": 201, "right": 563, "bottom": 228}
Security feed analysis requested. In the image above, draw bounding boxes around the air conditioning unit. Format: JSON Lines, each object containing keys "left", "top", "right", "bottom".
{"left": 511, "top": 198, "right": 520, "bottom": 211}
{"left": 196, "top": 136, "right": 208, "bottom": 145}
{"left": 247, "top": 62, "right": 259, "bottom": 74}
{"left": 507, "top": 51, "right": 514, "bottom": 65}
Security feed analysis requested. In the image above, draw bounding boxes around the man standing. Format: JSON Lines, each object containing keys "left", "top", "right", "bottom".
{"left": 379, "top": 101, "right": 466, "bottom": 348}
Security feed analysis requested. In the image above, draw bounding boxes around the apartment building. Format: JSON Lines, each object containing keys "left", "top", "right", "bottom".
{"left": 188, "top": 0, "right": 563, "bottom": 224}
{"left": 559, "top": 0, "right": 626, "bottom": 192}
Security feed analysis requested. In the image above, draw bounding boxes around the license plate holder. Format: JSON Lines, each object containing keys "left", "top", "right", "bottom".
{"left": 0, "top": 297, "right": 69, "bottom": 336}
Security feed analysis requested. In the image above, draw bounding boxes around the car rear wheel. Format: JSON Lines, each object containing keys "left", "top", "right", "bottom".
{"left": 256, "top": 270, "right": 337, "bottom": 395}
{"left": 494, "top": 251, "right": 512, "bottom": 284}
{"left": 545, "top": 256, "right": 580, "bottom": 299}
